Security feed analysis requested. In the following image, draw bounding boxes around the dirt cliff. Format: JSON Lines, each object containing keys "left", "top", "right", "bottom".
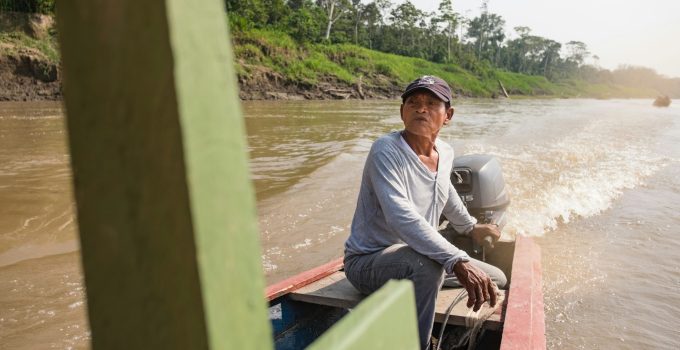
{"left": 0, "top": 12, "right": 61, "bottom": 101}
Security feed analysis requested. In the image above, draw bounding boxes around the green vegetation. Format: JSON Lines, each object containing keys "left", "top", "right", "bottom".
{"left": 0, "top": 5, "right": 59, "bottom": 63}
{"left": 233, "top": 28, "right": 663, "bottom": 98}
{"left": 2, "top": 0, "right": 678, "bottom": 99}
{"left": 227, "top": 0, "right": 680, "bottom": 98}
{"left": 0, "top": 0, "right": 54, "bottom": 14}
{"left": 0, "top": 30, "right": 59, "bottom": 63}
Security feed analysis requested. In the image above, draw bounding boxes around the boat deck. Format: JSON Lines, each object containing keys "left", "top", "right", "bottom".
{"left": 288, "top": 271, "right": 506, "bottom": 330}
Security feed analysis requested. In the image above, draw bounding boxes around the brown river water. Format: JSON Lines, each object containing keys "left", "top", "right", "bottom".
{"left": 0, "top": 99, "right": 678, "bottom": 349}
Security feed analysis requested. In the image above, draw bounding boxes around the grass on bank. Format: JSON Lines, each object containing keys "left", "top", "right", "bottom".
{"left": 233, "top": 28, "right": 657, "bottom": 98}
{"left": 0, "top": 30, "right": 59, "bottom": 63}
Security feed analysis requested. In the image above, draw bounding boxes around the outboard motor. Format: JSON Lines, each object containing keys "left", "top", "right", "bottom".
{"left": 451, "top": 154, "right": 510, "bottom": 227}
{"left": 449, "top": 154, "right": 511, "bottom": 255}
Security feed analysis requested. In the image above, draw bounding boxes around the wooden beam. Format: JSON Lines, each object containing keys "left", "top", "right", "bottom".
{"left": 306, "top": 280, "right": 420, "bottom": 350}
{"left": 56, "top": 0, "right": 271, "bottom": 348}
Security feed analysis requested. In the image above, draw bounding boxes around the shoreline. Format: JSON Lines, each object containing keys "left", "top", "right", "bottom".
{"left": 0, "top": 53, "right": 61, "bottom": 101}
{"left": 0, "top": 52, "right": 669, "bottom": 103}
{"left": 0, "top": 63, "right": 576, "bottom": 102}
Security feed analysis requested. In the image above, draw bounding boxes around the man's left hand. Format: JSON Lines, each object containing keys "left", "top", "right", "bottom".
{"left": 452, "top": 260, "right": 498, "bottom": 311}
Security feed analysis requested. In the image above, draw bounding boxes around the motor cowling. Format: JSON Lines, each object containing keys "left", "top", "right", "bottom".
{"left": 450, "top": 154, "right": 510, "bottom": 230}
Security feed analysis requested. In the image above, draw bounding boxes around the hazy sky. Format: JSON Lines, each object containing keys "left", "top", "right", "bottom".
{"left": 406, "top": 0, "right": 680, "bottom": 77}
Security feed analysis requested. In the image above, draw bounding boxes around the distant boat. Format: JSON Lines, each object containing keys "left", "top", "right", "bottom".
{"left": 653, "top": 95, "right": 671, "bottom": 107}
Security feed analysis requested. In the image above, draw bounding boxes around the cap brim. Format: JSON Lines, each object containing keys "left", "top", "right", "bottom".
{"left": 401, "top": 86, "right": 450, "bottom": 103}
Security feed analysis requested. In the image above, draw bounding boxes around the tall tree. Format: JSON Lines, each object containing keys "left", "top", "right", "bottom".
{"left": 349, "top": 0, "right": 365, "bottom": 45}
{"left": 374, "top": 0, "right": 393, "bottom": 25}
{"left": 565, "top": 40, "right": 589, "bottom": 66}
{"left": 540, "top": 39, "right": 561, "bottom": 78}
{"left": 467, "top": 11, "right": 505, "bottom": 63}
{"left": 362, "top": 2, "right": 382, "bottom": 49}
{"left": 513, "top": 26, "right": 531, "bottom": 73}
{"left": 390, "top": 1, "right": 423, "bottom": 52}
{"left": 225, "top": 0, "right": 267, "bottom": 28}
{"left": 319, "top": 0, "right": 351, "bottom": 41}
{"left": 437, "top": 0, "right": 459, "bottom": 62}
{"left": 264, "top": 0, "right": 290, "bottom": 26}
{"left": 287, "top": 4, "right": 323, "bottom": 42}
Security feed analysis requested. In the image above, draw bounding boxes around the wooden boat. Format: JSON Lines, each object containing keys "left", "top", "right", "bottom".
{"left": 653, "top": 95, "right": 671, "bottom": 107}
{"left": 266, "top": 233, "right": 544, "bottom": 349}
{"left": 266, "top": 154, "right": 545, "bottom": 349}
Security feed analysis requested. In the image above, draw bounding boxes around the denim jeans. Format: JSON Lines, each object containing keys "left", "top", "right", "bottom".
{"left": 344, "top": 244, "right": 507, "bottom": 350}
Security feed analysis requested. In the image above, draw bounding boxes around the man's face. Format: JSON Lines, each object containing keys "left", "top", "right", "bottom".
{"left": 400, "top": 90, "right": 454, "bottom": 138}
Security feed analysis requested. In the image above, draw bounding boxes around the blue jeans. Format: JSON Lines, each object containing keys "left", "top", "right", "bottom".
{"left": 344, "top": 244, "right": 507, "bottom": 350}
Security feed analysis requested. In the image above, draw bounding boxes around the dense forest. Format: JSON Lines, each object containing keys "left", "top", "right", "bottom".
{"left": 0, "top": 0, "right": 54, "bottom": 14}
{"left": 225, "top": 0, "right": 680, "bottom": 96}
{"left": 1, "top": 0, "right": 679, "bottom": 100}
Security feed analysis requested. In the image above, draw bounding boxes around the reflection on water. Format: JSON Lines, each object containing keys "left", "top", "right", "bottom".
{"left": 0, "top": 102, "right": 76, "bottom": 266}
{"left": 0, "top": 102, "right": 87, "bottom": 349}
{"left": 1, "top": 99, "right": 679, "bottom": 349}
{"left": 243, "top": 100, "right": 401, "bottom": 201}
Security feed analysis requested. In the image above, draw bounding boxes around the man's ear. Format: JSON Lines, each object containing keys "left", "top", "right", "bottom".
{"left": 400, "top": 103, "right": 405, "bottom": 121}
{"left": 444, "top": 106, "right": 454, "bottom": 125}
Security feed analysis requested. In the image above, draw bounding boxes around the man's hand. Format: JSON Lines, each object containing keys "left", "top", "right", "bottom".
{"left": 452, "top": 260, "right": 498, "bottom": 311}
{"left": 470, "top": 224, "right": 501, "bottom": 246}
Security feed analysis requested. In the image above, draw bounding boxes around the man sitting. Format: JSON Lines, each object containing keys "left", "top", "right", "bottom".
{"left": 343, "top": 75, "right": 507, "bottom": 350}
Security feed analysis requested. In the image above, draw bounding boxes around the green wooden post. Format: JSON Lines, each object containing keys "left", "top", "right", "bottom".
{"left": 307, "top": 280, "right": 420, "bottom": 350}
{"left": 56, "top": 0, "right": 271, "bottom": 348}
{"left": 57, "top": 0, "right": 420, "bottom": 348}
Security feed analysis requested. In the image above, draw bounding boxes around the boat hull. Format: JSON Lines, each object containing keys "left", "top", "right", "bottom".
{"left": 266, "top": 235, "right": 545, "bottom": 349}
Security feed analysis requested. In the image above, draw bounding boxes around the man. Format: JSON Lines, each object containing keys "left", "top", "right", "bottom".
{"left": 343, "top": 75, "right": 507, "bottom": 350}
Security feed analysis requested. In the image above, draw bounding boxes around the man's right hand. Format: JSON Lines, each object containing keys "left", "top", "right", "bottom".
{"left": 452, "top": 260, "right": 498, "bottom": 311}
{"left": 470, "top": 224, "right": 501, "bottom": 246}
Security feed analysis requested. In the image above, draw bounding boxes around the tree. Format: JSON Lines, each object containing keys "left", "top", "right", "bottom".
{"left": 424, "top": 16, "right": 445, "bottom": 61}
{"left": 565, "top": 40, "right": 589, "bottom": 66}
{"left": 287, "top": 6, "right": 323, "bottom": 42}
{"left": 264, "top": 0, "right": 290, "bottom": 26}
{"left": 362, "top": 2, "right": 382, "bottom": 49}
{"left": 390, "top": 1, "right": 423, "bottom": 52}
{"left": 319, "top": 0, "right": 351, "bottom": 41}
{"left": 0, "top": 0, "right": 54, "bottom": 13}
{"left": 437, "top": 0, "right": 460, "bottom": 62}
{"left": 374, "top": 0, "right": 393, "bottom": 25}
{"left": 467, "top": 12, "right": 505, "bottom": 63}
{"left": 540, "top": 39, "right": 561, "bottom": 78}
{"left": 501, "top": 29, "right": 562, "bottom": 79}
{"left": 225, "top": 0, "right": 267, "bottom": 28}
{"left": 512, "top": 26, "right": 531, "bottom": 73}
{"left": 349, "top": 0, "right": 365, "bottom": 45}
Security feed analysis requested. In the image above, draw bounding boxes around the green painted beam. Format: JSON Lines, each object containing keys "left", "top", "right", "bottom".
{"left": 55, "top": 0, "right": 271, "bottom": 349}
{"left": 307, "top": 280, "right": 420, "bottom": 350}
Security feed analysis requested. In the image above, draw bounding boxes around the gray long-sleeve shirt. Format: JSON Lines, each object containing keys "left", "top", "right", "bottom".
{"left": 344, "top": 131, "right": 476, "bottom": 274}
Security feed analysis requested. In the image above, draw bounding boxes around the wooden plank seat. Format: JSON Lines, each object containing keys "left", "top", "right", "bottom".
{"left": 289, "top": 271, "right": 506, "bottom": 331}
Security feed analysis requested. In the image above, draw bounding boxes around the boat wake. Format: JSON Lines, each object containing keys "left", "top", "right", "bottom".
{"left": 461, "top": 113, "right": 671, "bottom": 237}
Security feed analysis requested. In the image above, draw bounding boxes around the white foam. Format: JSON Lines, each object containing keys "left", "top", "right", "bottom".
{"left": 459, "top": 108, "right": 671, "bottom": 237}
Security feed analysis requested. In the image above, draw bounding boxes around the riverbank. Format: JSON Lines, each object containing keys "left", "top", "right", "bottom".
{"left": 0, "top": 13, "right": 669, "bottom": 101}
{"left": 0, "top": 12, "right": 61, "bottom": 101}
{"left": 232, "top": 29, "right": 664, "bottom": 101}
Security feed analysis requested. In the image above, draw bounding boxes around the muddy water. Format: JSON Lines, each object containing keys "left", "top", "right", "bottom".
{"left": 1, "top": 99, "right": 679, "bottom": 349}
